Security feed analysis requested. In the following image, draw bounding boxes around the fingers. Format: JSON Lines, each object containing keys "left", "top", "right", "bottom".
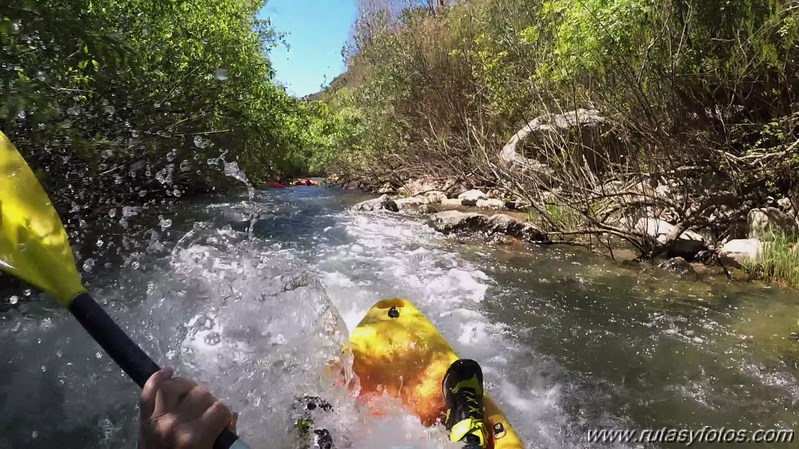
{"left": 154, "top": 377, "right": 198, "bottom": 417}
{"left": 195, "top": 401, "right": 235, "bottom": 444}
{"left": 139, "top": 370, "right": 238, "bottom": 449}
{"left": 140, "top": 367, "right": 174, "bottom": 419}
{"left": 228, "top": 412, "right": 238, "bottom": 433}
{"left": 172, "top": 385, "right": 216, "bottom": 421}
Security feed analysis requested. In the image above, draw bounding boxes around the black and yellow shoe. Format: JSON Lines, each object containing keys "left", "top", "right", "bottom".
{"left": 291, "top": 396, "right": 335, "bottom": 449}
{"left": 442, "top": 359, "right": 487, "bottom": 449}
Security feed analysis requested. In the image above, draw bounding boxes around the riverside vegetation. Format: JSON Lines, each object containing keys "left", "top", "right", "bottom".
{"left": 315, "top": 0, "right": 799, "bottom": 288}
{"left": 2, "top": 0, "right": 799, "bottom": 287}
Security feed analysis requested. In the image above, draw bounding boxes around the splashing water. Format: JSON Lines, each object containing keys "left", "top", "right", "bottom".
{"left": 223, "top": 161, "right": 249, "bottom": 184}
{"left": 1, "top": 187, "right": 798, "bottom": 449}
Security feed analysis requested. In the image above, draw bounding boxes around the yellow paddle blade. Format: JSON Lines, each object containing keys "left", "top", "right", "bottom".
{"left": 0, "top": 131, "right": 85, "bottom": 305}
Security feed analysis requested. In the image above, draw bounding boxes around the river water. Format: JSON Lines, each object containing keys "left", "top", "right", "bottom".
{"left": 1, "top": 187, "right": 798, "bottom": 449}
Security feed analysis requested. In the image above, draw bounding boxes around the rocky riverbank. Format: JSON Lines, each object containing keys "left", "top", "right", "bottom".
{"left": 330, "top": 174, "right": 799, "bottom": 287}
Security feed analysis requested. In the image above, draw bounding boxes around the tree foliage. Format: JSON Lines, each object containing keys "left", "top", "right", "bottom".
{"left": 319, "top": 0, "right": 799, "bottom": 183}
{"left": 0, "top": 0, "right": 317, "bottom": 213}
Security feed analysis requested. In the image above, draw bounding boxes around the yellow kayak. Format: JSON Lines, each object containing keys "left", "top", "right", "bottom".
{"left": 349, "top": 298, "right": 524, "bottom": 449}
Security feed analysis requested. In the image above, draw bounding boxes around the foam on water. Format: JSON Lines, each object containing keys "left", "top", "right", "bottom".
{"left": 0, "top": 190, "right": 601, "bottom": 449}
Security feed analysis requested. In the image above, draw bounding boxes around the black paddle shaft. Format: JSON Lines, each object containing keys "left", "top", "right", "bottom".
{"left": 68, "top": 293, "right": 244, "bottom": 449}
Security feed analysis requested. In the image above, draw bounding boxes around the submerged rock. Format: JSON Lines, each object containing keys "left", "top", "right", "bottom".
{"left": 719, "top": 238, "right": 762, "bottom": 268}
{"left": 430, "top": 211, "right": 488, "bottom": 233}
{"left": 486, "top": 214, "right": 547, "bottom": 242}
{"left": 429, "top": 211, "right": 548, "bottom": 243}
{"left": 352, "top": 194, "right": 399, "bottom": 212}
{"left": 657, "top": 257, "right": 696, "bottom": 276}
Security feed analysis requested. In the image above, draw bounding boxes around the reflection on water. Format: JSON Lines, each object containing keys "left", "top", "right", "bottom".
{"left": 1, "top": 187, "right": 798, "bottom": 449}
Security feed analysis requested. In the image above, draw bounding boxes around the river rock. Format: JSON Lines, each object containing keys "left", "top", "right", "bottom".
{"left": 476, "top": 198, "right": 505, "bottom": 209}
{"left": 395, "top": 196, "right": 429, "bottom": 211}
{"left": 719, "top": 238, "right": 762, "bottom": 268}
{"left": 441, "top": 198, "right": 463, "bottom": 207}
{"left": 657, "top": 257, "right": 695, "bottom": 276}
{"left": 777, "top": 197, "right": 793, "bottom": 212}
{"left": 487, "top": 214, "right": 547, "bottom": 242}
{"left": 418, "top": 204, "right": 438, "bottom": 214}
{"left": 377, "top": 182, "right": 396, "bottom": 195}
{"left": 747, "top": 207, "right": 797, "bottom": 238}
{"left": 424, "top": 190, "right": 448, "bottom": 204}
{"left": 458, "top": 189, "right": 487, "bottom": 206}
{"left": 352, "top": 194, "right": 399, "bottom": 212}
{"left": 636, "top": 218, "right": 706, "bottom": 258}
{"left": 505, "top": 197, "right": 532, "bottom": 210}
{"left": 430, "top": 211, "right": 489, "bottom": 233}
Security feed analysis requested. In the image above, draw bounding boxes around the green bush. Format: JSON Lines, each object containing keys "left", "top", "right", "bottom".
{"left": 0, "top": 0, "right": 325, "bottom": 208}
{"left": 743, "top": 231, "right": 799, "bottom": 289}
{"left": 317, "top": 0, "right": 799, "bottom": 180}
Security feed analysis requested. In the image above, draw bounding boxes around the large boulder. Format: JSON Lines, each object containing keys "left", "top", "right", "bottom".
{"left": 430, "top": 211, "right": 488, "bottom": 233}
{"left": 636, "top": 218, "right": 706, "bottom": 258}
{"left": 458, "top": 189, "right": 487, "bottom": 206}
{"left": 747, "top": 207, "right": 797, "bottom": 239}
{"left": 719, "top": 239, "right": 762, "bottom": 268}
{"left": 487, "top": 214, "right": 548, "bottom": 242}
{"left": 476, "top": 198, "right": 505, "bottom": 209}
{"left": 352, "top": 194, "right": 399, "bottom": 212}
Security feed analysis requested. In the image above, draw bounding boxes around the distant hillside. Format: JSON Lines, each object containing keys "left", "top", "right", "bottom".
{"left": 304, "top": 71, "right": 352, "bottom": 102}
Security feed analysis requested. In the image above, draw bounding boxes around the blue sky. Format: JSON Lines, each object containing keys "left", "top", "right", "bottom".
{"left": 259, "top": 0, "right": 357, "bottom": 97}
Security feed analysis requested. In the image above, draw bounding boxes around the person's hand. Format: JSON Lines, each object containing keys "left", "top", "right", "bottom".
{"left": 139, "top": 368, "right": 238, "bottom": 449}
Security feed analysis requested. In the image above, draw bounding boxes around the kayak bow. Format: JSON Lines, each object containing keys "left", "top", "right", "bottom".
{"left": 349, "top": 298, "right": 524, "bottom": 449}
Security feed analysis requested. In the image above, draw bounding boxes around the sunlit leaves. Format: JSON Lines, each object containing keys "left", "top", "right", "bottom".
{"left": 0, "top": 0, "right": 307, "bottom": 212}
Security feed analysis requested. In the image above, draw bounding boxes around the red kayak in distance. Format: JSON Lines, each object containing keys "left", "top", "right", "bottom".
{"left": 264, "top": 178, "right": 320, "bottom": 188}
{"left": 293, "top": 178, "right": 320, "bottom": 186}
